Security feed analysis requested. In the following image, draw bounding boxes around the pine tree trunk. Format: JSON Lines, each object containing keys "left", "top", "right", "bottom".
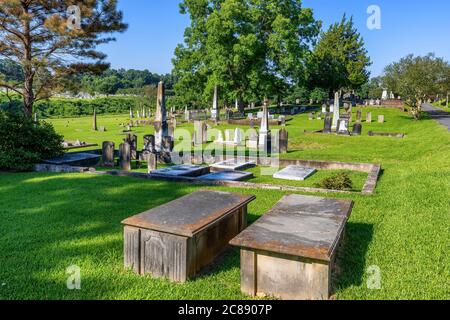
{"left": 446, "top": 92, "right": 449, "bottom": 108}
{"left": 22, "top": 5, "right": 34, "bottom": 117}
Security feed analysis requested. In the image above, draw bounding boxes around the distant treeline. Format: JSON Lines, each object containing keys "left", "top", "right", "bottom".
{"left": 0, "top": 95, "right": 170, "bottom": 118}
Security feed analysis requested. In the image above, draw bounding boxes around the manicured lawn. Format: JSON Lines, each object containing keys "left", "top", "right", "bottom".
{"left": 1, "top": 107, "right": 449, "bottom": 300}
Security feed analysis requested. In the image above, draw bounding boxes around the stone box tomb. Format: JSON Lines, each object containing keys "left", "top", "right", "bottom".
{"left": 230, "top": 194, "right": 353, "bottom": 300}
{"left": 122, "top": 190, "right": 256, "bottom": 282}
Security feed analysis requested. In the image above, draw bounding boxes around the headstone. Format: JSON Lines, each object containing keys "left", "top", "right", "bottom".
{"left": 279, "top": 129, "right": 288, "bottom": 154}
{"left": 234, "top": 128, "right": 243, "bottom": 145}
{"left": 273, "top": 166, "right": 317, "bottom": 181}
{"left": 356, "top": 109, "right": 363, "bottom": 123}
{"left": 247, "top": 131, "right": 259, "bottom": 149}
{"left": 332, "top": 92, "right": 340, "bottom": 129}
{"left": 194, "top": 121, "right": 205, "bottom": 145}
{"left": 119, "top": 143, "right": 131, "bottom": 171}
{"left": 247, "top": 113, "right": 253, "bottom": 120}
{"left": 323, "top": 115, "right": 332, "bottom": 134}
{"left": 125, "top": 134, "right": 138, "bottom": 160}
{"left": 249, "top": 118, "right": 255, "bottom": 129}
{"left": 143, "top": 135, "right": 156, "bottom": 153}
{"left": 215, "top": 131, "right": 224, "bottom": 143}
{"left": 352, "top": 123, "right": 362, "bottom": 136}
{"left": 102, "top": 141, "right": 115, "bottom": 167}
{"left": 225, "top": 129, "right": 233, "bottom": 142}
{"left": 337, "top": 119, "right": 350, "bottom": 135}
{"left": 366, "top": 112, "right": 372, "bottom": 123}
{"left": 308, "top": 113, "right": 314, "bottom": 120}
{"left": 279, "top": 115, "right": 286, "bottom": 126}
{"left": 146, "top": 153, "right": 157, "bottom": 173}
{"left": 378, "top": 115, "right": 385, "bottom": 123}
{"left": 322, "top": 104, "right": 327, "bottom": 114}
{"left": 93, "top": 108, "right": 98, "bottom": 131}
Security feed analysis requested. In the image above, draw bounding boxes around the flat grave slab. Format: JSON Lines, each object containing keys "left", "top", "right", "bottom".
{"left": 122, "top": 190, "right": 256, "bottom": 282}
{"left": 43, "top": 152, "right": 101, "bottom": 167}
{"left": 211, "top": 158, "right": 257, "bottom": 172}
{"left": 199, "top": 171, "right": 254, "bottom": 181}
{"left": 230, "top": 194, "right": 353, "bottom": 300}
{"left": 273, "top": 165, "right": 317, "bottom": 181}
{"left": 150, "top": 164, "right": 210, "bottom": 177}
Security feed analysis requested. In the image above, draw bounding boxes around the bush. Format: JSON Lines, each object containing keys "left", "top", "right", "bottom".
{"left": 315, "top": 172, "right": 353, "bottom": 191}
{"left": 0, "top": 111, "right": 64, "bottom": 171}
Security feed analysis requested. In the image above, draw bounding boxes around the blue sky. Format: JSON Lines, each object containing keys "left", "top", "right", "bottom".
{"left": 100, "top": 0, "right": 450, "bottom": 77}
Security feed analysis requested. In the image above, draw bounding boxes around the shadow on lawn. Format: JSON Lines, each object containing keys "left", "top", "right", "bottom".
{"left": 332, "top": 222, "right": 374, "bottom": 295}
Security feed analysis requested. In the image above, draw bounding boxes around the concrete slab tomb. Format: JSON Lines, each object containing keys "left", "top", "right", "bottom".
{"left": 199, "top": 171, "right": 254, "bottom": 181}
{"left": 122, "top": 190, "right": 256, "bottom": 282}
{"left": 43, "top": 152, "right": 101, "bottom": 167}
{"left": 150, "top": 164, "right": 210, "bottom": 177}
{"left": 211, "top": 158, "right": 256, "bottom": 172}
{"left": 273, "top": 165, "right": 317, "bottom": 181}
{"left": 230, "top": 194, "right": 353, "bottom": 300}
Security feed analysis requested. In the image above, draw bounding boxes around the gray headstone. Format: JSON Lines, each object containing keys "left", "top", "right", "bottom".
{"left": 366, "top": 112, "right": 372, "bottom": 123}
{"left": 352, "top": 123, "right": 362, "bottom": 136}
{"left": 119, "top": 143, "right": 131, "bottom": 171}
{"left": 102, "top": 141, "right": 115, "bottom": 167}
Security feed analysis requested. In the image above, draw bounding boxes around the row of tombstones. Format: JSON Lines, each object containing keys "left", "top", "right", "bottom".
{"left": 311, "top": 111, "right": 384, "bottom": 124}
{"left": 101, "top": 134, "right": 173, "bottom": 173}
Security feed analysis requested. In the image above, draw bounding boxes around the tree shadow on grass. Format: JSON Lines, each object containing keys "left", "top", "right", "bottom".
{"left": 332, "top": 222, "right": 374, "bottom": 296}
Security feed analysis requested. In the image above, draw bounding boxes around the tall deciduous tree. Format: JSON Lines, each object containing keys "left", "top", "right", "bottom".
{"left": 309, "top": 15, "right": 371, "bottom": 97}
{"left": 383, "top": 53, "right": 450, "bottom": 119}
{"left": 0, "top": 0, "right": 127, "bottom": 116}
{"left": 173, "top": 0, "right": 321, "bottom": 111}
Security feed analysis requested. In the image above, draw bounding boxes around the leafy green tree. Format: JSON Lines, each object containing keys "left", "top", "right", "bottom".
{"left": 309, "top": 87, "right": 328, "bottom": 103}
{"left": 173, "top": 0, "right": 321, "bottom": 111}
{"left": 309, "top": 15, "right": 371, "bottom": 97}
{"left": 382, "top": 53, "right": 450, "bottom": 119}
{"left": 0, "top": 0, "right": 127, "bottom": 116}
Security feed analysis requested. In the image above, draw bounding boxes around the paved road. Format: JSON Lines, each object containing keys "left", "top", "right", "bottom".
{"left": 422, "top": 103, "right": 450, "bottom": 131}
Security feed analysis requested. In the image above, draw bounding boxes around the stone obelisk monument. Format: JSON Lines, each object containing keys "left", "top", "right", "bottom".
{"left": 259, "top": 98, "right": 271, "bottom": 152}
{"left": 332, "top": 91, "right": 340, "bottom": 130}
{"left": 211, "top": 85, "right": 219, "bottom": 121}
{"left": 155, "top": 81, "right": 169, "bottom": 151}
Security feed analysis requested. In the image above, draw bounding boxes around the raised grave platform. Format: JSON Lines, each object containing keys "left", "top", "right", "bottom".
{"left": 273, "top": 165, "right": 317, "bottom": 181}
{"left": 122, "top": 190, "right": 255, "bottom": 282}
{"left": 199, "top": 171, "right": 254, "bottom": 181}
{"left": 150, "top": 164, "right": 210, "bottom": 177}
{"left": 43, "top": 152, "right": 101, "bottom": 167}
{"left": 230, "top": 194, "right": 353, "bottom": 300}
{"left": 211, "top": 159, "right": 256, "bottom": 172}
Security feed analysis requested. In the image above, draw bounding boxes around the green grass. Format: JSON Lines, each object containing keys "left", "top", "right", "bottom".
{"left": 245, "top": 167, "right": 367, "bottom": 192}
{"left": 1, "top": 107, "right": 449, "bottom": 300}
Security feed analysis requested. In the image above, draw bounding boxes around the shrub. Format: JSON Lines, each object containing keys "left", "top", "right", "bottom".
{"left": 315, "top": 172, "right": 353, "bottom": 191}
{"left": 0, "top": 111, "right": 64, "bottom": 171}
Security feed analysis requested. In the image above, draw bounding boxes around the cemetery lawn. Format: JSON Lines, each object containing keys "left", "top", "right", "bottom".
{"left": 1, "top": 108, "right": 449, "bottom": 300}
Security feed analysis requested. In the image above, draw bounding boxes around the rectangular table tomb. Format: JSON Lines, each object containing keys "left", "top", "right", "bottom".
{"left": 122, "top": 190, "right": 256, "bottom": 282}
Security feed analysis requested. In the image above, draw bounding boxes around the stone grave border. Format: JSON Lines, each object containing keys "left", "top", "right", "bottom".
{"left": 34, "top": 156, "right": 381, "bottom": 195}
